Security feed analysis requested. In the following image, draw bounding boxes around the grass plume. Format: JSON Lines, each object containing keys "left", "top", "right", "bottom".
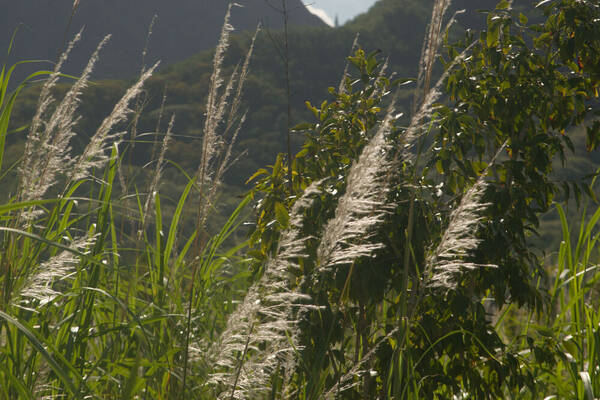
{"left": 209, "top": 182, "right": 322, "bottom": 399}
{"left": 16, "top": 234, "right": 97, "bottom": 306}
{"left": 194, "top": 5, "right": 259, "bottom": 231}
{"left": 67, "top": 62, "right": 158, "bottom": 183}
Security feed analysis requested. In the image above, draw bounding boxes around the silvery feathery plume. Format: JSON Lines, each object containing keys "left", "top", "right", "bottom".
{"left": 16, "top": 234, "right": 97, "bottom": 306}
{"left": 25, "top": 31, "right": 81, "bottom": 156}
{"left": 399, "top": 5, "right": 483, "bottom": 162}
{"left": 224, "top": 25, "right": 259, "bottom": 136}
{"left": 195, "top": 4, "right": 235, "bottom": 191}
{"left": 67, "top": 62, "right": 159, "bottom": 183}
{"left": 403, "top": 1, "right": 473, "bottom": 160}
{"left": 19, "top": 32, "right": 109, "bottom": 205}
{"left": 209, "top": 112, "right": 246, "bottom": 197}
{"left": 425, "top": 174, "right": 491, "bottom": 289}
{"left": 150, "top": 85, "right": 169, "bottom": 162}
{"left": 413, "top": 0, "right": 451, "bottom": 115}
{"left": 196, "top": 21, "right": 259, "bottom": 229}
{"left": 425, "top": 144, "right": 506, "bottom": 289}
{"left": 139, "top": 114, "right": 175, "bottom": 238}
{"left": 209, "top": 182, "right": 322, "bottom": 399}
{"left": 399, "top": 40, "right": 476, "bottom": 160}
{"left": 128, "top": 14, "right": 158, "bottom": 151}
{"left": 140, "top": 14, "right": 158, "bottom": 75}
{"left": 195, "top": 58, "right": 239, "bottom": 223}
{"left": 338, "top": 33, "right": 360, "bottom": 94}
{"left": 315, "top": 113, "right": 395, "bottom": 272}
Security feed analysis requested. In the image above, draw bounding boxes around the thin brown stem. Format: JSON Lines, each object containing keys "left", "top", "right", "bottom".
{"left": 282, "top": 0, "right": 294, "bottom": 195}
{"left": 58, "top": 1, "right": 80, "bottom": 60}
{"left": 230, "top": 323, "right": 255, "bottom": 400}
{"left": 181, "top": 261, "right": 198, "bottom": 397}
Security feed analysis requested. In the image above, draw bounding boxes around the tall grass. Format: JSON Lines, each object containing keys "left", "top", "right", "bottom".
{"left": 4, "top": 0, "right": 478, "bottom": 395}
{"left": 549, "top": 200, "right": 600, "bottom": 399}
{"left": 0, "top": 9, "right": 257, "bottom": 399}
{"left": 1, "top": 1, "right": 598, "bottom": 399}
{"left": 497, "top": 200, "right": 600, "bottom": 399}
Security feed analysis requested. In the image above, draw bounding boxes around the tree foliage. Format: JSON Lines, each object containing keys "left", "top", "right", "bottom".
{"left": 247, "top": 1, "right": 600, "bottom": 397}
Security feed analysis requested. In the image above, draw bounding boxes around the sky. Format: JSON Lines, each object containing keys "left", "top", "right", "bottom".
{"left": 304, "top": 0, "right": 379, "bottom": 27}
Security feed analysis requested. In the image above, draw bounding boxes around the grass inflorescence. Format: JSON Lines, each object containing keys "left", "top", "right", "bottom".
{"left": 1, "top": 1, "right": 600, "bottom": 399}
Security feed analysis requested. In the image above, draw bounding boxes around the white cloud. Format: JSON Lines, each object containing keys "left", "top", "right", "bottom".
{"left": 305, "top": 4, "right": 335, "bottom": 27}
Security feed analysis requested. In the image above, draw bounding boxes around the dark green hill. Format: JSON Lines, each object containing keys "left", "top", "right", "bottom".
{"left": 1, "top": 0, "right": 324, "bottom": 79}
{"left": 7, "top": 0, "right": 596, "bottom": 205}
{"left": 5, "top": 0, "right": 599, "bottom": 250}
{"left": 120, "top": 0, "right": 537, "bottom": 185}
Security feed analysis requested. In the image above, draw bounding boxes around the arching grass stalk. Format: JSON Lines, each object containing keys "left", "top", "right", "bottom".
{"left": 139, "top": 114, "right": 174, "bottom": 238}
{"left": 181, "top": 9, "right": 258, "bottom": 395}
{"left": 209, "top": 182, "right": 322, "bottom": 399}
{"left": 120, "top": 14, "right": 159, "bottom": 238}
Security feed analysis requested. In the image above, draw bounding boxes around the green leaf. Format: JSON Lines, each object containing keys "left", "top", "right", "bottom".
{"left": 274, "top": 202, "right": 290, "bottom": 229}
{"left": 0, "top": 311, "right": 83, "bottom": 397}
{"left": 246, "top": 168, "right": 269, "bottom": 184}
{"left": 305, "top": 101, "right": 319, "bottom": 118}
{"left": 121, "top": 348, "right": 142, "bottom": 400}
{"left": 535, "top": 325, "right": 554, "bottom": 338}
{"left": 436, "top": 160, "right": 445, "bottom": 174}
{"left": 292, "top": 122, "right": 314, "bottom": 132}
{"left": 496, "top": 0, "right": 510, "bottom": 9}
{"left": 164, "top": 178, "right": 195, "bottom": 265}
{"left": 519, "top": 13, "right": 528, "bottom": 25}
{"left": 487, "top": 25, "right": 500, "bottom": 48}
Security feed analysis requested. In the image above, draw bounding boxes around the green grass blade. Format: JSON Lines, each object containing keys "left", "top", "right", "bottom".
{"left": 0, "top": 198, "right": 64, "bottom": 215}
{"left": 0, "top": 311, "right": 82, "bottom": 397}
{"left": 199, "top": 193, "right": 251, "bottom": 284}
{"left": 1, "top": 369, "right": 34, "bottom": 400}
{"left": 163, "top": 178, "right": 195, "bottom": 266}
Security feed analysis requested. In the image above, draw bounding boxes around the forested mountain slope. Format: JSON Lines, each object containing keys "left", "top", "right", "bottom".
{"left": 6, "top": 0, "right": 597, "bottom": 203}
{"left": 0, "top": 0, "right": 324, "bottom": 79}
{"left": 9, "top": 0, "right": 506, "bottom": 179}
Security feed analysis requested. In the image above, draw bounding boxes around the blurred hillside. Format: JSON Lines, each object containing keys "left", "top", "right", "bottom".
{"left": 0, "top": 0, "right": 324, "bottom": 79}
{"left": 4, "top": 0, "right": 599, "bottom": 243}
{"left": 9, "top": 0, "right": 510, "bottom": 179}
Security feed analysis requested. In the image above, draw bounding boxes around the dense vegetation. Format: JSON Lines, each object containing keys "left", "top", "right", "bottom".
{"left": 6, "top": 0, "right": 505, "bottom": 188}
{"left": 0, "top": 0, "right": 600, "bottom": 399}
{"left": 7, "top": 0, "right": 598, "bottom": 201}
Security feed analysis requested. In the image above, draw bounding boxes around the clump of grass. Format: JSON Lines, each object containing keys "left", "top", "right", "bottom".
{"left": 1, "top": 1, "right": 598, "bottom": 399}
{"left": 498, "top": 200, "right": 600, "bottom": 399}
{"left": 0, "top": 7, "right": 257, "bottom": 399}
